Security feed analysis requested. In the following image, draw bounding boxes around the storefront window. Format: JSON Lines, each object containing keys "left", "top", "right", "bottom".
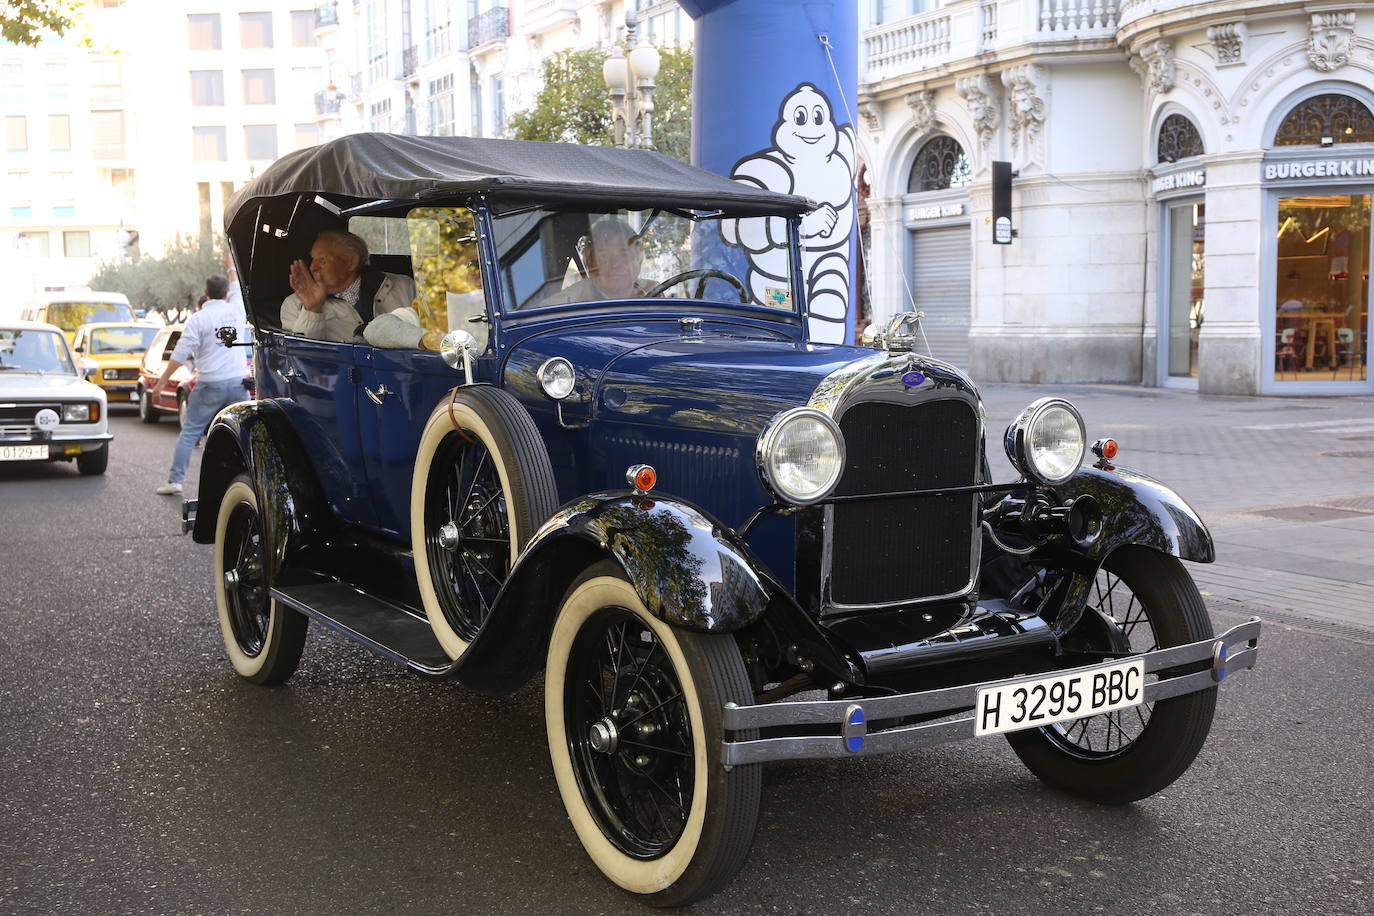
{"left": 1274, "top": 194, "right": 1369, "bottom": 382}
{"left": 1167, "top": 202, "right": 1204, "bottom": 378}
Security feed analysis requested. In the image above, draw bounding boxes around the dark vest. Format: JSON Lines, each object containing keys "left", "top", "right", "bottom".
{"left": 348, "top": 268, "right": 387, "bottom": 336}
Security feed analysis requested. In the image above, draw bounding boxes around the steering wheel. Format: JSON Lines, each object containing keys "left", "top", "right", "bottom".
{"left": 644, "top": 268, "right": 749, "bottom": 303}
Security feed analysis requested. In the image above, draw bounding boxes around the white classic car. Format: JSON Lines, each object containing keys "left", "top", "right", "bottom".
{"left": 0, "top": 320, "right": 112, "bottom": 475}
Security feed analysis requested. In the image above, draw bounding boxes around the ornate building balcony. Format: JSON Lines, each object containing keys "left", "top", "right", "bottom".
{"left": 314, "top": 1, "right": 339, "bottom": 33}
{"left": 467, "top": 6, "right": 511, "bottom": 51}
{"left": 863, "top": 0, "right": 1122, "bottom": 85}
{"left": 523, "top": 0, "right": 580, "bottom": 35}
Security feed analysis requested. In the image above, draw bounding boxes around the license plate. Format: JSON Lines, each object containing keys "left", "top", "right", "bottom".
{"left": 0, "top": 444, "right": 49, "bottom": 461}
{"left": 128, "top": 391, "right": 139, "bottom": 400}
{"left": 974, "top": 658, "right": 1145, "bottom": 737}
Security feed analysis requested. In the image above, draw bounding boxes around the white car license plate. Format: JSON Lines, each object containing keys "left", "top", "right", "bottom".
{"left": 0, "top": 444, "right": 49, "bottom": 461}
{"left": 974, "top": 658, "right": 1145, "bottom": 737}
{"left": 127, "top": 391, "right": 139, "bottom": 401}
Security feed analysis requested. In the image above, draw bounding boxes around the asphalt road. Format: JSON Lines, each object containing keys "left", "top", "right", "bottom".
{"left": 2, "top": 405, "right": 1371, "bottom": 916}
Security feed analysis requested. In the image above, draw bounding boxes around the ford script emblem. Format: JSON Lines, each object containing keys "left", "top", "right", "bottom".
{"left": 900, "top": 370, "right": 925, "bottom": 388}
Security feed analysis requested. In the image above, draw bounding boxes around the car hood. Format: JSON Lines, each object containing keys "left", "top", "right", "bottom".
{"left": 0, "top": 372, "right": 106, "bottom": 399}
{"left": 504, "top": 319, "right": 877, "bottom": 436}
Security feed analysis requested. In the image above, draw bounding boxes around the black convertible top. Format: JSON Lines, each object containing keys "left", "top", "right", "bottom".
{"left": 224, "top": 132, "right": 814, "bottom": 229}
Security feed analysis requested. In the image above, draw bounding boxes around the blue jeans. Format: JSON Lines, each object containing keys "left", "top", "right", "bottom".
{"left": 168, "top": 379, "right": 246, "bottom": 484}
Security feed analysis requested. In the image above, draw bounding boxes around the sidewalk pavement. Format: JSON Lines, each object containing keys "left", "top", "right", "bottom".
{"left": 979, "top": 383, "right": 1374, "bottom": 636}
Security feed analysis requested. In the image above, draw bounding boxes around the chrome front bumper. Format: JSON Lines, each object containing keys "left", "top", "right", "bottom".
{"left": 720, "top": 618, "right": 1261, "bottom": 766}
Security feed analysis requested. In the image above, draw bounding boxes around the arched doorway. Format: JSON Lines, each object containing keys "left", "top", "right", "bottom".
{"left": 903, "top": 135, "right": 972, "bottom": 366}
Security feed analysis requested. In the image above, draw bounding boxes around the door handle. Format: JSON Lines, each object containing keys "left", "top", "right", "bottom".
{"left": 365, "top": 383, "right": 394, "bottom": 405}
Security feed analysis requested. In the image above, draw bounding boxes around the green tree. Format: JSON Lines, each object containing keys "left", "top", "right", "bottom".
{"left": 2, "top": 0, "right": 86, "bottom": 46}
{"left": 88, "top": 235, "right": 225, "bottom": 320}
{"left": 507, "top": 45, "right": 693, "bottom": 164}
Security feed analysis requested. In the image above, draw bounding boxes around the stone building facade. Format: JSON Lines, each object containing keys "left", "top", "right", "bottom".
{"left": 859, "top": 0, "right": 1374, "bottom": 395}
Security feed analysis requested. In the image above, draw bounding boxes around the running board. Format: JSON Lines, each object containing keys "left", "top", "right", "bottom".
{"left": 270, "top": 580, "right": 453, "bottom": 677}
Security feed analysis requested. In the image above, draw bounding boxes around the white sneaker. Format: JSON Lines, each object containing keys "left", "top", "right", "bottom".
{"left": 155, "top": 481, "right": 183, "bottom": 495}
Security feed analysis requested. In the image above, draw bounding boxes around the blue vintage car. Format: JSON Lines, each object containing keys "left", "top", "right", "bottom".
{"left": 186, "top": 133, "right": 1261, "bottom": 906}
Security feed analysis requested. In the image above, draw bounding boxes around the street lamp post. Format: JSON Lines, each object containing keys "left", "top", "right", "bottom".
{"left": 602, "top": 12, "right": 660, "bottom": 150}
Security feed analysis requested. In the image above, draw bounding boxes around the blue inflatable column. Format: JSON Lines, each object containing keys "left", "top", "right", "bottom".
{"left": 678, "top": 0, "right": 859, "bottom": 344}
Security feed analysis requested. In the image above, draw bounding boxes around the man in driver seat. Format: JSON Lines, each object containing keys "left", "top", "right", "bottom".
{"left": 281, "top": 230, "right": 425, "bottom": 344}
{"left": 546, "top": 217, "right": 652, "bottom": 304}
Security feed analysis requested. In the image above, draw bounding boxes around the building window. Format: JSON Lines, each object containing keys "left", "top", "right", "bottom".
{"left": 907, "top": 135, "right": 970, "bottom": 192}
{"left": 365, "top": 1, "right": 388, "bottom": 85}
{"left": 6, "top": 115, "right": 27, "bottom": 151}
{"left": 294, "top": 122, "right": 320, "bottom": 148}
{"left": 470, "top": 68, "right": 482, "bottom": 137}
{"left": 190, "top": 70, "right": 225, "bottom": 106}
{"left": 240, "top": 12, "right": 274, "bottom": 49}
{"left": 1157, "top": 113, "right": 1204, "bottom": 163}
{"left": 1274, "top": 94, "right": 1374, "bottom": 147}
{"left": 20, "top": 231, "right": 50, "bottom": 257}
{"left": 109, "top": 167, "right": 135, "bottom": 201}
{"left": 291, "top": 10, "right": 316, "bottom": 47}
{"left": 91, "top": 58, "right": 122, "bottom": 103}
{"left": 187, "top": 14, "right": 222, "bottom": 50}
{"left": 427, "top": 74, "right": 454, "bottom": 136}
{"left": 90, "top": 110, "right": 125, "bottom": 158}
{"left": 369, "top": 99, "right": 391, "bottom": 132}
{"left": 245, "top": 124, "right": 278, "bottom": 160}
{"left": 242, "top": 69, "right": 276, "bottom": 105}
{"left": 63, "top": 230, "right": 92, "bottom": 258}
{"left": 1274, "top": 193, "right": 1370, "bottom": 383}
{"left": 490, "top": 74, "right": 504, "bottom": 134}
{"left": 424, "top": 0, "right": 451, "bottom": 58}
{"left": 10, "top": 204, "right": 32, "bottom": 217}
{"left": 48, "top": 114, "right": 70, "bottom": 151}
{"left": 193, "top": 126, "right": 227, "bottom": 161}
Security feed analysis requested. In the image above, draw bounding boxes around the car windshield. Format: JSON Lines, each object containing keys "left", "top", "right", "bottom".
{"left": 491, "top": 207, "right": 796, "bottom": 312}
{"left": 45, "top": 302, "right": 134, "bottom": 332}
{"left": 0, "top": 329, "right": 76, "bottom": 374}
{"left": 90, "top": 326, "right": 160, "bottom": 354}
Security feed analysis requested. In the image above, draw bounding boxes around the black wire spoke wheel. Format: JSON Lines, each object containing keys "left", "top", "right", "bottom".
{"left": 1006, "top": 546, "right": 1216, "bottom": 804}
{"left": 212, "top": 475, "right": 307, "bottom": 685}
{"left": 1044, "top": 567, "right": 1159, "bottom": 758}
{"left": 411, "top": 386, "right": 558, "bottom": 662}
{"left": 424, "top": 434, "right": 511, "bottom": 641}
{"left": 545, "top": 564, "right": 760, "bottom": 906}
{"left": 222, "top": 501, "right": 271, "bottom": 656}
{"left": 566, "top": 607, "right": 696, "bottom": 859}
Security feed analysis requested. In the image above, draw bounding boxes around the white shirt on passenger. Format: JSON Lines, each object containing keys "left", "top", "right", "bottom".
{"left": 170, "top": 281, "right": 248, "bottom": 383}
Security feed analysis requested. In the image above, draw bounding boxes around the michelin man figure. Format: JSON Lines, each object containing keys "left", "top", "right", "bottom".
{"left": 721, "top": 83, "right": 855, "bottom": 344}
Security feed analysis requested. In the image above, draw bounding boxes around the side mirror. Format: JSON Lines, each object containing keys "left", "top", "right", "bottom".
{"left": 440, "top": 329, "right": 477, "bottom": 385}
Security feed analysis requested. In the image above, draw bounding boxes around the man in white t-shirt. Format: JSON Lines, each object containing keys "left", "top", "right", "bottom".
{"left": 151, "top": 269, "right": 250, "bottom": 495}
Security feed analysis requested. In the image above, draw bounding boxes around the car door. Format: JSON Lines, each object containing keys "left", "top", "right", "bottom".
{"left": 355, "top": 346, "right": 465, "bottom": 538}
{"left": 260, "top": 329, "right": 377, "bottom": 530}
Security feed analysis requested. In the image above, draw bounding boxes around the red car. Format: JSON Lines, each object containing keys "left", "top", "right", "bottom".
{"left": 136, "top": 324, "right": 253, "bottom": 425}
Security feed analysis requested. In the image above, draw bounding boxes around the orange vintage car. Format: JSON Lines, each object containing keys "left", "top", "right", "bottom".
{"left": 72, "top": 322, "right": 163, "bottom": 406}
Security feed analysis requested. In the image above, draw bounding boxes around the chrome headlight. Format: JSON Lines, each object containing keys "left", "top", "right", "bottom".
{"left": 1003, "top": 397, "right": 1086, "bottom": 485}
{"left": 62, "top": 402, "right": 96, "bottom": 423}
{"left": 537, "top": 357, "right": 575, "bottom": 400}
{"left": 757, "top": 407, "right": 845, "bottom": 505}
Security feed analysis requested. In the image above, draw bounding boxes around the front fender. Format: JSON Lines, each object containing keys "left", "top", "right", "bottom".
{"left": 191, "top": 400, "right": 333, "bottom": 584}
{"left": 989, "top": 464, "right": 1214, "bottom": 636}
{"left": 452, "top": 493, "right": 773, "bottom": 693}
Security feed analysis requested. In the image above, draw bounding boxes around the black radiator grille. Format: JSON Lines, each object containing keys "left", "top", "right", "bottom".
{"left": 0, "top": 403, "right": 60, "bottom": 424}
{"left": 829, "top": 399, "right": 979, "bottom": 606}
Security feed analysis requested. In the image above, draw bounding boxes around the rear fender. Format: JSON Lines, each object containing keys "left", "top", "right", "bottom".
{"left": 453, "top": 493, "right": 779, "bottom": 693}
{"left": 192, "top": 400, "right": 333, "bottom": 581}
